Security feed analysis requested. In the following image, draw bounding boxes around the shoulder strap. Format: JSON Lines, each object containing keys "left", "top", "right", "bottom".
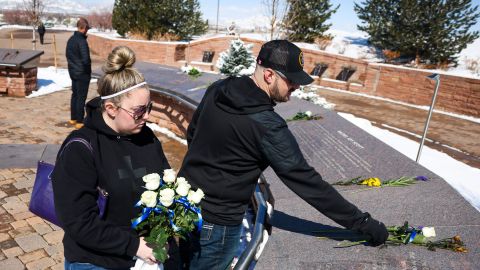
{"left": 68, "top": 127, "right": 108, "bottom": 190}
{"left": 58, "top": 137, "right": 93, "bottom": 157}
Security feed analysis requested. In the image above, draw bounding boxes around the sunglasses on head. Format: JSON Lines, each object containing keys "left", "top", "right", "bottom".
{"left": 119, "top": 101, "right": 153, "bottom": 121}
{"left": 274, "top": 70, "right": 293, "bottom": 85}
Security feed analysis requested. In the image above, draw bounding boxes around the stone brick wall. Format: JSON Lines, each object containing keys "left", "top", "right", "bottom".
{"left": 0, "top": 68, "right": 38, "bottom": 97}
{"left": 185, "top": 36, "right": 264, "bottom": 68}
{"left": 365, "top": 64, "right": 480, "bottom": 117}
{"left": 149, "top": 91, "right": 195, "bottom": 138}
{"left": 88, "top": 34, "right": 480, "bottom": 117}
{"left": 87, "top": 35, "right": 186, "bottom": 67}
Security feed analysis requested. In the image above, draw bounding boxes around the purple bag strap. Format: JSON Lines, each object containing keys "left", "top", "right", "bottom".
{"left": 45, "top": 138, "right": 93, "bottom": 180}
{"left": 56, "top": 136, "right": 108, "bottom": 218}
{"left": 59, "top": 138, "right": 93, "bottom": 157}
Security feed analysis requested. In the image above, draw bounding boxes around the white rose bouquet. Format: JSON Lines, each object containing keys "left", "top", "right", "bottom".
{"left": 132, "top": 170, "right": 204, "bottom": 263}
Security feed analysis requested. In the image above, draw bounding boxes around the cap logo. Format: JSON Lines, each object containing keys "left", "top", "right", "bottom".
{"left": 299, "top": 52, "right": 304, "bottom": 67}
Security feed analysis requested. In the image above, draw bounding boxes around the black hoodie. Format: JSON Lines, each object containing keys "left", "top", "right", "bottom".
{"left": 52, "top": 97, "right": 170, "bottom": 269}
{"left": 179, "top": 76, "right": 369, "bottom": 229}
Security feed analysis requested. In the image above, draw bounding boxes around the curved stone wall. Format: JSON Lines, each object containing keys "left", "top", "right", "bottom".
{"left": 148, "top": 90, "right": 196, "bottom": 139}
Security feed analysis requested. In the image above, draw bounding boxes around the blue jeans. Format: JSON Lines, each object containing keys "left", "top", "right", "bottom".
{"left": 189, "top": 221, "right": 242, "bottom": 270}
{"left": 64, "top": 260, "right": 107, "bottom": 270}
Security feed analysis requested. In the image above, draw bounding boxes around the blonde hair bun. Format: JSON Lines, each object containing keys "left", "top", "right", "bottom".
{"left": 103, "top": 46, "right": 136, "bottom": 74}
{"left": 97, "top": 46, "right": 145, "bottom": 102}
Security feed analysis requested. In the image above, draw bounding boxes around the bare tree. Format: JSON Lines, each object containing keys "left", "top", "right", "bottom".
{"left": 3, "top": 9, "right": 30, "bottom": 25}
{"left": 262, "top": 0, "right": 284, "bottom": 40}
{"left": 86, "top": 9, "right": 113, "bottom": 32}
{"left": 22, "top": 0, "right": 46, "bottom": 49}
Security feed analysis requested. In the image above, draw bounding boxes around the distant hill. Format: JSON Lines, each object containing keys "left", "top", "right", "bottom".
{"left": 0, "top": 0, "right": 112, "bottom": 15}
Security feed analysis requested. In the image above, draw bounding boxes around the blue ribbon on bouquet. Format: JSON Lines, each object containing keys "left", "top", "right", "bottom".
{"left": 174, "top": 197, "right": 203, "bottom": 233}
{"left": 408, "top": 230, "right": 417, "bottom": 243}
{"left": 167, "top": 209, "right": 180, "bottom": 232}
{"left": 131, "top": 197, "right": 202, "bottom": 233}
{"left": 131, "top": 201, "right": 166, "bottom": 229}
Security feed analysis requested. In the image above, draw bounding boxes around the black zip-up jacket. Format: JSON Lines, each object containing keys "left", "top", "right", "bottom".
{"left": 179, "top": 76, "right": 370, "bottom": 230}
{"left": 52, "top": 97, "right": 170, "bottom": 269}
{"left": 37, "top": 24, "right": 45, "bottom": 34}
{"left": 66, "top": 31, "right": 91, "bottom": 80}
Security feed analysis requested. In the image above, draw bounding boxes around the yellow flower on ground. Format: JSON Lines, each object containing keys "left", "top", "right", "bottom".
{"left": 361, "top": 177, "right": 382, "bottom": 187}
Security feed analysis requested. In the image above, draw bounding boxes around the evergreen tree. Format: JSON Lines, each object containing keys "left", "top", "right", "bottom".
{"left": 112, "top": 0, "right": 136, "bottom": 37}
{"left": 173, "top": 0, "right": 208, "bottom": 39}
{"left": 112, "top": 0, "right": 207, "bottom": 40}
{"left": 355, "top": 0, "right": 480, "bottom": 65}
{"left": 284, "top": 0, "right": 339, "bottom": 42}
{"left": 216, "top": 39, "right": 256, "bottom": 76}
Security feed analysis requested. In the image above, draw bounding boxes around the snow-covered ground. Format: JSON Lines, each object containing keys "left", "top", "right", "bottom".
{"left": 26, "top": 67, "right": 97, "bottom": 98}
{"left": 28, "top": 66, "right": 480, "bottom": 212}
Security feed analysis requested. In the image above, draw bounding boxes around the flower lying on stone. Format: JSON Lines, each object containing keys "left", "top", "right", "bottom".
{"left": 332, "top": 176, "right": 428, "bottom": 187}
{"left": 287, "top": 111, "right": 322, "bottom": 121}
{"left": 316, "top": 221, "right": 467, "bottom": 253}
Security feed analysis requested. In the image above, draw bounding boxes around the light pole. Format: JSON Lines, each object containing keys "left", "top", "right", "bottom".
{"left": 216, "top": 0, "right": 220, "bottom": 33}
{"left": 416, "top": 73, "right": 440, "bottom": 163}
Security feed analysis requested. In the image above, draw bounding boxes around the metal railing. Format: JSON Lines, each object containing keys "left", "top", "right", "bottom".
{"left": 234, "top": 175, "right": 274, "bottom": 270}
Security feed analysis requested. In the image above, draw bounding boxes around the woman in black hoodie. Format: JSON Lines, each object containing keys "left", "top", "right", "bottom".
{"left": 52, "top": 46, "right": 170, "bottom": 269}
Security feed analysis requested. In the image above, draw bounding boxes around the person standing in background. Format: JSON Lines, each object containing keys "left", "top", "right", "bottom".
{"left": 66, "top": 17, "right": 91, "bottom": 129}
{"left": 37, "top": 22, "right": 46, "bottom": 45}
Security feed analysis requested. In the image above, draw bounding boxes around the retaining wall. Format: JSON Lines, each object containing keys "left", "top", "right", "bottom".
{"left": 88, "top": 34, "right": 480, "bottom": 117}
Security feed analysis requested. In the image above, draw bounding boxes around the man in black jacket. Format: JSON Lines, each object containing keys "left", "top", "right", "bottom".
{"left": 179, "top": 40, "right": 388, "bottom": 270}
{"left": 37, "top": 23, "right": 45, "bottom": 45}
{"left": 66, "top": 17, "right": 91, "bottom": 129}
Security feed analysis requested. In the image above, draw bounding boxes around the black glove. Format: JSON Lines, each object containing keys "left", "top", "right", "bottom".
{"left": 353, "top": 213, "right": 388, "bottom": 246}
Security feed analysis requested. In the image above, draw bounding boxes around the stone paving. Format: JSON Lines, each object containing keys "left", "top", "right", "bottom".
{"left": 0, "top": 84, "right": 96, "bottom": 270}
{"left": 0, "top": 167, "right": 64, "bottom": 270}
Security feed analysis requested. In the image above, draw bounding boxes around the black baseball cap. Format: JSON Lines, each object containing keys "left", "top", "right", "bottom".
{"left": 256, "top": 40, "right": 313, "bottom": 85}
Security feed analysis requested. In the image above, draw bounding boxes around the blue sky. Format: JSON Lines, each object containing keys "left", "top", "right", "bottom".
{"left": 197, "top": 0, "right": 480, "bottom": 32}
{"left": 197, "top": 0, "right": 357, "bottom": 30}
{"left": 88, "top": 0, "right": 480, "bottom": 32}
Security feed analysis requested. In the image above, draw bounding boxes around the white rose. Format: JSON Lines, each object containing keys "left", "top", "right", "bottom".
{"left": 305, "top": 111, "right": 312, "bottom": 117}
{"left": 163, "top": 169, "right": 176, "bottom": 184}
{"left": 188, "top": 189, "right": 205, "bottom": 204}
{"left": 176, "top": 177, "right": 188, "bottom": 185}
{"left": 176, "top": 181, "right": 191, "bottom": 197}
{"left": 159, "top": 188, "right": 175, "bottom": 207}
{"left": 140, "top": 191, "right": 157, "bottom": 208}
{"left": 142, "top": 173, "right": 161, "bottom": 190}
{"left": 422, "top": 227, "right": 436, "bottom": 238}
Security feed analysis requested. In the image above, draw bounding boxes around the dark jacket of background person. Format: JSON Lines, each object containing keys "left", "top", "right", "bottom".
{"left": 37, "top": 23, "right": 46, "bottom": 44}
{"left": 66, "top": 31, "right": 91, "bottom": 80}
{"left": 179, "top": 76, "right": 374, "bottom": 230}
{"left": 37, "top": 24, "right": 45, "bottom": 34}
{"left": 52, "top": 97, "right": 171, "bottom": 268}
